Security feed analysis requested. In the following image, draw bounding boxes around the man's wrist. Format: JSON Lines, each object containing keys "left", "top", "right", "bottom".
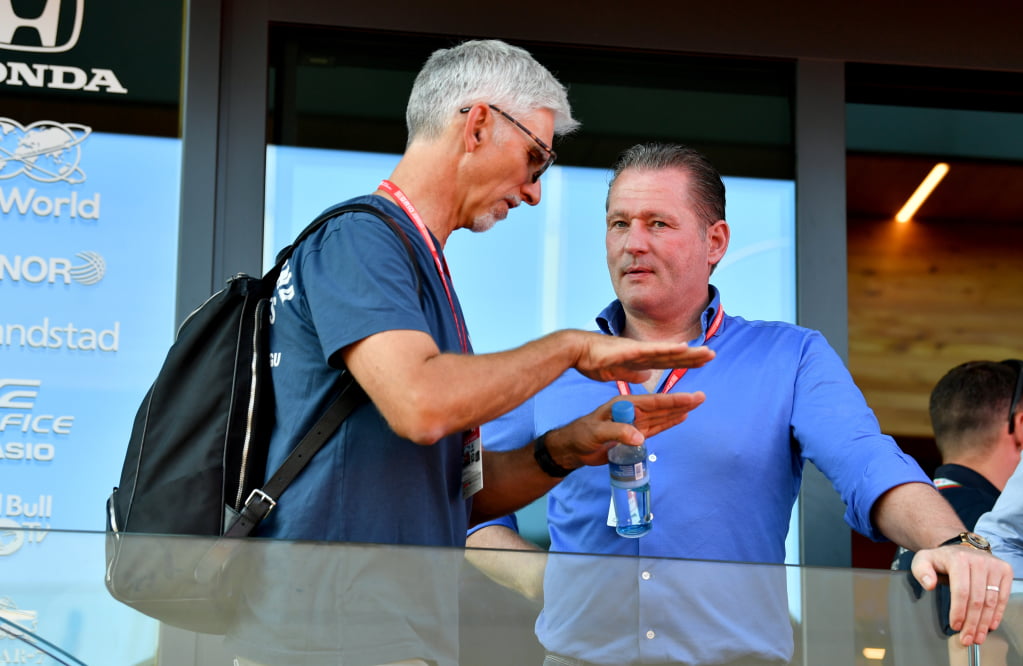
{"left": 552, "top": 329, "right": 585, "bottom": 372}
{"left": 533, "top": 431, "right": 573, "bottom": 478}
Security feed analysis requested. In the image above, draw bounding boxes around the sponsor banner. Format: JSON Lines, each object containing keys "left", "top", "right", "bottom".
{"left": 0, "top": 0, "right": 181, "bottom": 102}
{"left": 1, "top": 117, "right": 180, "bottom": 540}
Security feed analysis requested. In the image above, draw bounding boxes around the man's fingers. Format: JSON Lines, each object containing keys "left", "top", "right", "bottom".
{"left": 629, "top": 392, "right": 705, "bottom": 411}
{"left": 944, "top": 551, "right": 1014, "bottom": 646}
{"left": 970, "top": 581, "right": 1002, "bottom": 644}
{"left": 600, "top": 367, "right": 653, "bottom": 384}
{"left": 629, "top": 393, "right": 706, "bottom": 432}
{"left": 579, "top": 339, "right": 715, "bottom": 380}
{"left": 963, "top": 580, "right": 996, "bottom": 646}
{"left": 635, "top": 345, "right": 715, "bottom": 369}
{"left": 986, "top": 568, "right": 1013, "bottom": 632}
{"left": 966, "top": 561, "right": 1013, "bottom": 644}
{"left": 909, "top": 550, "right": 939, "bottom": 591}
{"left": 908, "top": 546, "right": 1013, "bottom": 647}
{"left": 569, "top": 393, "right": 706, "bottom": 466}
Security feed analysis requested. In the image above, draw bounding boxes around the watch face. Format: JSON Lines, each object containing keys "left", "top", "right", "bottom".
{"left": 965, "top": 532, "right": 991, "bottom": 550}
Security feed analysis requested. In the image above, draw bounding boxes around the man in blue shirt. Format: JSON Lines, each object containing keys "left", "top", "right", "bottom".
{"left": 467, "top": 143, "right": 1013, "bottom": 665}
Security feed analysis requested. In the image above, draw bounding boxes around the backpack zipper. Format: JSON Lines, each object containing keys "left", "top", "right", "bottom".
{"left": 234, "top": 296, "right": 265, "bottom": 511}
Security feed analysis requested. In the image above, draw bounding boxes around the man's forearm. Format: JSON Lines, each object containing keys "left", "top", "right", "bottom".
{"left": 465, "top": 525, "right": 546, "bottom": 602}
{"left": 344, "top": 328, "right": 713, "bottom": 447}
{"left": 873, "top": 481, "right": 967, "bottom": 550}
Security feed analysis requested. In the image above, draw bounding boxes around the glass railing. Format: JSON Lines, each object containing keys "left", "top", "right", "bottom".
{"left": 2, "top": 528, "right": 1020, "bottom": 665}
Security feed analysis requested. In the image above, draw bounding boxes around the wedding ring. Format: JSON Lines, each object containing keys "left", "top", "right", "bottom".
{"left": 987, "top": 585, "right": 1001, "bottom": 592}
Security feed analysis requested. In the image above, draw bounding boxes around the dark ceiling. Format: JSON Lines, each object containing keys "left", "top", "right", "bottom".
{"left": 846, "top": 64, "right": 1023, "bottom": 226}
{"left": 847, "top": 153, "right": 1023, "bottom": 225}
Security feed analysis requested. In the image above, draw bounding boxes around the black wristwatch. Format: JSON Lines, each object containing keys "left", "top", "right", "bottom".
{"left": 939, "top": 531, "right": 992, "bottom": 552}
{"left": 533, "top": 432, "right": 572, "bottom": 478}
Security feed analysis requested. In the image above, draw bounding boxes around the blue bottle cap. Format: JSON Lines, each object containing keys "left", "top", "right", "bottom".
{"left": 611, "top": 400, "right": 635, "bottom": 424}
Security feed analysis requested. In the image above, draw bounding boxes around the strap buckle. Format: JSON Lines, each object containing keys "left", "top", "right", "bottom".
{"left": 244, "top": 488, "right": 277, "bottom": 520}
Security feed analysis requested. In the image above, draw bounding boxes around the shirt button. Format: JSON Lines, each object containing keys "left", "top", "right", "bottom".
{"left": 646, "top": 630, "right": 656, "bottom": 640}
{"left": 648, "top": 453, "right": 658, "bottom": 462}
{"left": 641, "top": 571, "right": 652, "bottom": 580}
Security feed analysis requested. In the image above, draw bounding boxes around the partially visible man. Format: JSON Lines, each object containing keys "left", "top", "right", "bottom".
{"left": 977, "top": 464, "right": 1023, "bottom": 580}
{"left": 890, "top": 360, "right": 1022, "bottom": 666}
{"left": 228, "top": 44, "right": 712, "bottom": 666}
{"left": 467, "top": 143, "right": 1013, "bottom": 665}
{"left": 893, "top": 360, "right": 1023, "bottom": 570}
{"left": 976, "top": 359, "right": 1023, "bottom": 577}
{"left": 964, "top": 359, "right": 1023, "bottom": 665}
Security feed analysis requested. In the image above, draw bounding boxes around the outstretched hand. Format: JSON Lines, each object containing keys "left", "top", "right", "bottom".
{"left": 574, "top": 334, "right": 715, "bottom": 384}
{"left": 911, "top": 545, "right": 1013, "bottom": 646}
{"left": 547, "top": 392, "right": 706, "bottom": 470}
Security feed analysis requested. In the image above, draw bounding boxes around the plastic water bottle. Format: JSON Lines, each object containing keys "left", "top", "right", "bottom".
{"left": 607, "top": 400, "right": 652, "bottom": 537}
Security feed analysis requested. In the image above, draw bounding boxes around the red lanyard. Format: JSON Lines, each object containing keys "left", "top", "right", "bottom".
{"left": 378, "top": 180, "right": 470, "bottom": 353}
{"left": 616, "top": 306, "right": 724, "bottom": 395}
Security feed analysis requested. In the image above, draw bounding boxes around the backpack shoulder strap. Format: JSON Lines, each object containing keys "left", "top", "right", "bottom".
{"left": 225, "top": 372, "right": 366, "bottom": 537}
{"left": 273, "top": 201, "right": 423, "bottom": 296}
{"left": 225, "top": 202, "right": 423, "bottom": 538}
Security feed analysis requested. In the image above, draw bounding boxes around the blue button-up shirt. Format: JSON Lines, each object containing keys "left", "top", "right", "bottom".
{"left": 473, "top": 287, "right": 930, "bottom": 663}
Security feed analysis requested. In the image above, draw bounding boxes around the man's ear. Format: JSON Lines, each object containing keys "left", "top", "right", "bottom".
{"left": 462, "top": 104, "right": 490, "bottom": 153}
{"left": 707, "top": 219, "right": 730, "bottom": 265}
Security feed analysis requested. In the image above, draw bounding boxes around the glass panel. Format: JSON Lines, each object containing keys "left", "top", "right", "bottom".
{"left": 6, "top": 529, "right": 1021, "bottom": 664}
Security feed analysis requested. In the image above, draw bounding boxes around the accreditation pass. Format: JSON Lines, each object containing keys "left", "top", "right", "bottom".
{"left": 462, "top": 426, "right": 483, "bottom": 499}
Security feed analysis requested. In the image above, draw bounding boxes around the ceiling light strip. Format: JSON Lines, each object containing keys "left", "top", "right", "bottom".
{"left": 895, "top": 162, "right": 949, "bottom": 222}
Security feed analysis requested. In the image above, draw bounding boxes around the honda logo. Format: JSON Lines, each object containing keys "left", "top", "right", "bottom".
{"left": 0, "top": 0, "right": 84, "bottom": 53}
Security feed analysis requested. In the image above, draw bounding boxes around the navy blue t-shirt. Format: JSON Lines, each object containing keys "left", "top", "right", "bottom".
{"left": 258, "top": 195, "right": 473, "bottom": 546}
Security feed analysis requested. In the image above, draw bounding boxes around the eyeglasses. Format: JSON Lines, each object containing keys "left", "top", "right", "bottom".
{"left": 460, "top": 104, "right": 556, "bottom": 183}
{"left": 1002, "top": 359, "right": 1023, "bottom": 434}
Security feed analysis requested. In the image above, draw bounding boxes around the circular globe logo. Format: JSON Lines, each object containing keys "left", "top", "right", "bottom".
{"left": 0, "top": 118, "right": 92, "bottom": 184}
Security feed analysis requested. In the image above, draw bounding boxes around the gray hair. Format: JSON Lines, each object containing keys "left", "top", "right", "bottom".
{"left": 406, "top": 39, "right": 579, "bottom": 144}
{"left": 606, "top": 143, "right": 726, "bottom": 228}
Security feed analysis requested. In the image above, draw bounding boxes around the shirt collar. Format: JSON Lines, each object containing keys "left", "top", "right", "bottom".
{"left": 933, "top": 463, "right": 1002, "bottom": 501}
{"left": 596, "top": 285, "right": 723, "bottom": 344}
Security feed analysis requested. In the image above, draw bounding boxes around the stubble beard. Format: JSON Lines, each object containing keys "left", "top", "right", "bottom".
{"left": 470, "top": 207, "right": 505, "bottom": 233}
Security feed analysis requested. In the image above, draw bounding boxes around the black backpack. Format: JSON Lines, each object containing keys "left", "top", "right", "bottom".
{"left": 104, "top": 202, "right": 420, "bottom": 633}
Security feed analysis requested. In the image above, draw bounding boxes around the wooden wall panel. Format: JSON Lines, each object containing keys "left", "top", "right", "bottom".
{"left": 847, "top": 215, "right": 1023, "bottom": 437}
